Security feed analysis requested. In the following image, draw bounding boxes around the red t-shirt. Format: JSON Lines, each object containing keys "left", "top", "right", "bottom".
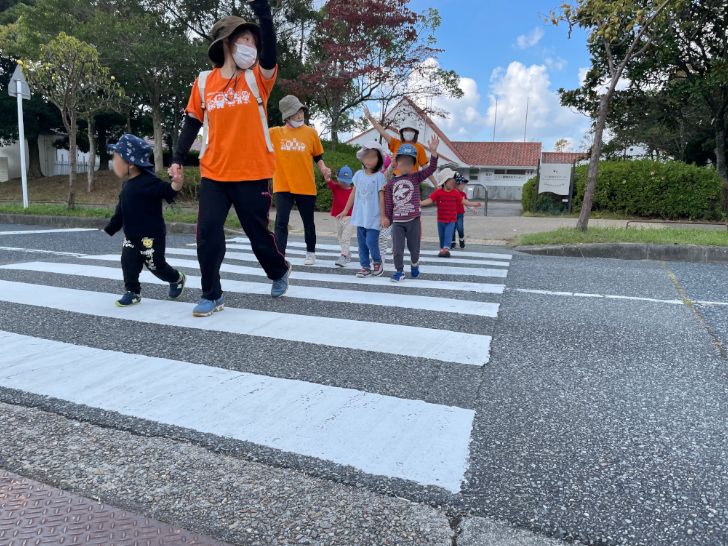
{"left": 456, "top": 189, "right": 467, "bottom": 214}
{"left": 429, "top": 188, "right": 463, "bottom": 223}
{"left": 328, "top": 181, "right": 353, "bottom": 217}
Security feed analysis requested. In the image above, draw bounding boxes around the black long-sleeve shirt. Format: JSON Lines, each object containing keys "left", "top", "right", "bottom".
{"left": 104, "top": 171, "right": 179, "bottom": 239}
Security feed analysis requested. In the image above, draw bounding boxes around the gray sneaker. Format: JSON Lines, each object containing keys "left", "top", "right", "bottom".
{"left": 271, "top": 263, "right": 292, "bottom": 298}
{"left": 335, "top": 255, "right": 351, "bottom": 267}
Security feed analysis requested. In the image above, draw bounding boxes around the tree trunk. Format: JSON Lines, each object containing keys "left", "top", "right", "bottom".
{"left": 27, "top": 135, "right": 43, "bottom": 178}
{"left": 576, "top": 93, "right": 610, "bottom": 231}
{"left": 714, "top": 122, "right": 728, "bottom": 211}
{"left": 151, "top": 97, "right": 164, "bottom": 173}
{"left": 97, "top": 121, "right": 109, "bottom": 171}
{"left": 67, "top": 115, "right": 77, "bottom": 209}
{"left": 87, "top": 116, "right": 96, "bottom": 193}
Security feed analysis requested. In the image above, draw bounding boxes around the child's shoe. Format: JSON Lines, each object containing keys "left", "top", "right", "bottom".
{"left": 116, "top": 292, "right": 141, "bottom": 307}
{"left": 271, "top": 263, "right": 292, "bottom": 298}
{"left": 459, "top": 238, "right": 465, "bottom": 249}
{"left": 438, "top": 248, "right": 451, "bottom": 258}
{"left": 450, "top": 241, "right": 456, "bottom": 249}
{"left": 335, "top": 255, "right": 350, "bottom": 267}
{"left": 391, "top": 271, "right": 405, "bottom": 282}
{"left": 410, "top": 262, "right": 420, "bottom": 279}
{"left": 169, "top": 272, "right": 186, "bottom": 298}
{"left": 304, "top": 252, "right": 316, "bottom": 266}
{"left": 193, "top": 296, "right": 224, "bottom": 317}
{"left": 372, "top": 262, "right": 384, "bottom": 277}
{"left": 356, "top": 268, "right": 372, "bottom": 278}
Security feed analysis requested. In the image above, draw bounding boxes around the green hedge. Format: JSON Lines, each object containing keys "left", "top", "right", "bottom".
{"left": 522, "top": 160, "right": 723, "bottom": 220}
{"left": 168, "top": 142, "right": 360, "bottom": 213}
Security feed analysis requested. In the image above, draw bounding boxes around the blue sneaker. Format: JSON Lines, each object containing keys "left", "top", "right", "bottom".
{"left": 410, "top": 262, "right": 420, "bottom": 279}
{"left": 271, "top": 263, "right": 292, "bottom": 298}
{"left": 192, "top": 296, "right": 224, "bottom": 317}
{"left": 115, "top": 291, "right": 141, "bottom": 307}
{"left": 391, "top": 271, "right": 405, "bottom": 283}
{"left": 168, "top": 272, "right": 186, "bottom": 299}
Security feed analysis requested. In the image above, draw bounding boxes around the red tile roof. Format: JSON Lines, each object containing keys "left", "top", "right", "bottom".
{"left": 450, "top": 142, "right": 542, "bottom": 167}
{"left": 542, "top": 152, "right": 588, "bottom": 164}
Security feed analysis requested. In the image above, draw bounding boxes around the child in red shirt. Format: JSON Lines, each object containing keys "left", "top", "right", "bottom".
{"left": 452, "top": 173, "right": 470, "bottom": 249}
{"left": 328, "top": 165, "right": 355, "bottom": 266}
{"left": 422, "top": 169, "right": 481, "bottom": 257}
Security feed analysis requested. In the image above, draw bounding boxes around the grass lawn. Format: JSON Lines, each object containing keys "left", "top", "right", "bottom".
{"left": 518, "top": 227, "right": 728, "bottom": 247}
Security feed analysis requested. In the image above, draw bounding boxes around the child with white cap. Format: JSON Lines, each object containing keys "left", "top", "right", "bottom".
{"left": 337, "top": 141, "right": 389, "bottom": 277}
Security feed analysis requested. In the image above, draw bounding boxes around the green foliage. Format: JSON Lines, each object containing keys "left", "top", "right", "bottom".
{"left": 523, "top": 160, "right": 723, "bottom": 220}
{"left": 313, "top": 142, "right": 359, "bottom": 212}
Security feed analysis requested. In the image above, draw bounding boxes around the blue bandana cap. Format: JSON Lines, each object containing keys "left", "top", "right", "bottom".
{"left": 108, "top": 134, "right": 154, "bottom": 172}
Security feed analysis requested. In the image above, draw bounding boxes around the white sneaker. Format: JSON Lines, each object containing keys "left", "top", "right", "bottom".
{"left": 304, "top": 252, "right": 316, "bottom": 266}
{"left": 335, "top": 255, "right": 350, "bottom": 267}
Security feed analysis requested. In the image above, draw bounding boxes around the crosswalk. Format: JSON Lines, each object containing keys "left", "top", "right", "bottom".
{"left": 0, "top": 236, "right": 512, "bottom": 493}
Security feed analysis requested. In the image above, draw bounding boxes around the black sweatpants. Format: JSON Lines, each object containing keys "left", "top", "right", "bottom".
{"left": 274, "top": 192, "right": 316, "bottom": 254}
{"left": 197, "top": 178, "right": 288, "bottom": 301}
{"left": 121, "top": 236, "right": 180, "bottom": 294}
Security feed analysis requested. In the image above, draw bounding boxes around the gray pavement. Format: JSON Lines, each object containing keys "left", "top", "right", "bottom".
{"left": 0, "top": 223, "right": 726, "bottom": 545}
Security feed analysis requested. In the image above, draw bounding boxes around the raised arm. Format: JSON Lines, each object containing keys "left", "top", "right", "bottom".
{"left": 248, "top": 0, "right": 277, "bottom": 78}
{"left": 363, "top": 105, "right": 393, "bottom": 144}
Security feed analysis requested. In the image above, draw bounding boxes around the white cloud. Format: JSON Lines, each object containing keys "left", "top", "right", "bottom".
{"left": 516, "top": 27, "right": 545, "bottom": 49}
{"left": 578, "top": 66, "right": 630, "bottom": 93}
{"left": 486, "top": 61, "right": 591, "bottom": 151}
{"left": 544, "top": 56, "right": 567, "bottom": 71}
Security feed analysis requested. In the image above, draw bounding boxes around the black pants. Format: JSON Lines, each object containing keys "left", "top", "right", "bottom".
{"left": 198, "top": 178, "right": 288, "bottom": 301}
{"left": 121, "top": 236, "right": 180, "bottom": 294}
{"left": 274, "top": 192, "right": 316, "bottom": 253}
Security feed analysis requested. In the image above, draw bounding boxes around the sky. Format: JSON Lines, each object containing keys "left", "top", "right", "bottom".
{"left": 360, "top": 0, "right": 595, "bottom": 152}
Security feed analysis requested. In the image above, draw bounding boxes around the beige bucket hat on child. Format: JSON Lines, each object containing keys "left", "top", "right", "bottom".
{"left": 436, "top": 168, "right": 458, "bottom": 187}
{"left": 356, "top": 140, "right": 389, "bottom": 162}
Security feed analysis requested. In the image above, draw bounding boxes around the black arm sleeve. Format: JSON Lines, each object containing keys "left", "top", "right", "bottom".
{"left": 104, "top": 200, "right": 123, "bottom": 236}
{"left": 250, "top": 0, "right": 277, "bottom": 70}
{"left": 313, "top": 154, "right": 323, "bottom": 163}
{"left": 173, "top": 115, "right": 203, "bottom": 165}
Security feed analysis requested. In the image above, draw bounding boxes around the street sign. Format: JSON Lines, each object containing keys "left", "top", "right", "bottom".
{"left": 538, "top": 163, "right": 573, "bottom": 195}
{"left": 8, "top": 65, "right": 31, "bottom": 100}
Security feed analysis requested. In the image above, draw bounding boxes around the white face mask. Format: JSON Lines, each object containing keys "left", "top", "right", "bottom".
{"left": 233, "top": 43, "right": 257, "bottom": 70}
{"left": 402, "top": 130, "right": 416, "bottom": 141}
{"left": 288, "top": 119, "right": 305, "bottom": 128}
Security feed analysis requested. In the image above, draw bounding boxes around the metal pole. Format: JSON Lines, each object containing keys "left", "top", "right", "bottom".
{"left": 492, "top": 98, "right": 498, "bottom": 142}
{"left": 523, "top": 97, "right": 529, "bottom": 142}
{"left": 16, "top": 80, "right": 28, "bottom": 209}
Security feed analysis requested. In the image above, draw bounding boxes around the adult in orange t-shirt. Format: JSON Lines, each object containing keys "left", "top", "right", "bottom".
{"left": 363, "top": 106, "right": 436, "bottom": 184}
{"left": 270, "top": 95, "right": 331, "bottom": 263}
{"left": 170, "top": 1, "right": 290, "bottom": 317}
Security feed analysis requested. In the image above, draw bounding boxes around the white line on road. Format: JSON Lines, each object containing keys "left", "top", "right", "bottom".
{"left": 166, "top": 247, "right": 510, "bottom": 278}
{"left": 1, "top": 262, "right": 499, "bottom": 318}
{"left": 509, "top": 287, "right": 684, "bottom": 305}
{"left": 224, "top": 243, "right": 511, "bottom": 267}
{"left": 0, "top": 330, "right": 474, "bottom": 492}
{"left": 0, "top": 228, "right": 98, "bottom": 235}
{"left": 82, "top": 255, "right": 506, "bottom": 294}
{"left": 225, "top": 237, "right": 513, "bottom": 260}
{"left": 0, "top": 246, "right": 88, "bottom": 257}
{"left": 0, "top": 280, "right": 491, "bottom": 365}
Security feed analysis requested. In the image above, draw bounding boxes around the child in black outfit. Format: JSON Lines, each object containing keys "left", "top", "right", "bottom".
{"left": 104, "top": 133, "right": 186, "bottom": 307}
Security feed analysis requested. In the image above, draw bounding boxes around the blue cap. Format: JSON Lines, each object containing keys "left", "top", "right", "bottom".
{"left": 337, "top": 165, "right": 354, "bottom": 185}
{"left": 395, "top": 143, "right": 418, "bottom": 160}
{"left": 108, "top": 134, "right": 154, "bottom": 172}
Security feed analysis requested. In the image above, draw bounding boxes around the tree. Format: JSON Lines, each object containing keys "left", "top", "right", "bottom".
{"left": 21, "top": 32, "right": 121, "bottom": 207}
{"left": 554, "top": 138, "right": 570, "bottom": 152}
{"left": 554, "top": 0, "right": 676, "bottom": 230}
{"left": 286, "top": 0, "right": 462, "bottom": 145}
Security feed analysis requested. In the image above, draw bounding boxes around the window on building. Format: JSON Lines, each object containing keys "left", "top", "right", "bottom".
{"left": 469, "top": 168, "right": 479, "bottom": 181}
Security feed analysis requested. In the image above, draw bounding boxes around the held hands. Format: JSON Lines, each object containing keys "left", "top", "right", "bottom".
{"left": 168, "top": 163, "right": 184, "bottom": 185}
{"left": 381, "top": 216, "right": 391, "bottom": 229}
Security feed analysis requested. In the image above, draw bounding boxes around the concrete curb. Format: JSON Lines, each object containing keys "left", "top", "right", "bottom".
{"left": 516, "top": 243, "right": 728, "bottom": 264}
{"left": 0, "top": 213, "right": 201, "bottom": 235}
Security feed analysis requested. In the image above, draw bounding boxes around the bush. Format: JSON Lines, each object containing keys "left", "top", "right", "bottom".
{"left": 521, "top": 176, "right": 568, "bottom": 214}
{"left": 314, "top": 142, "right": 360, "bottom": 212}
{"left": 522, "top": 160, "right": 723, "bottom": 220}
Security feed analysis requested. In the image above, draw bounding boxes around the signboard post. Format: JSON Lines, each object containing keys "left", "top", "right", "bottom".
{"left": 537, "top": 160, "right": 576, "bottom": 213}
{"left": 8, "top": 65, "right": 31, "bottom": 209}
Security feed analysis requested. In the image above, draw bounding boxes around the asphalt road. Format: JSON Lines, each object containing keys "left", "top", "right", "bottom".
{"left": 0, "top": 223, "right": 725, "bottom": 545}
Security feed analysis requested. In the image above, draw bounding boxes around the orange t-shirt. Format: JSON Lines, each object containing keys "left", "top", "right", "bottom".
{"left": 269, "top": 125, "right": 324, "bottom": 195}
{"left": 185, "top": 66, "right": 277, "bottom": 182}
{"left": 388, "top": 138, "right": 429, "bottom": 173}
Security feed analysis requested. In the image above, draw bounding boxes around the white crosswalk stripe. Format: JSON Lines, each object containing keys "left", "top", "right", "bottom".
{"left": 0, "top": 228, "right": 98, "bottom": 236}
{"left": 0, "top": 237, "right": 512, "bottom": 493}
{"left": 166, "top": 247, "right": 510, "bottom": 278}
{"left": 0, "top": 330, "right": 474, "bottom": 491}
{"left": 1, "top": 262, "right": 500, "bottom": 317}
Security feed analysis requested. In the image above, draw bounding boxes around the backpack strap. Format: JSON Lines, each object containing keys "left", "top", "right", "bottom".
{"left": 197, "top": 70, "right": 211, "bottom": 159}
{"left": 244, "top": 68, "right": 274, "bottom": 153}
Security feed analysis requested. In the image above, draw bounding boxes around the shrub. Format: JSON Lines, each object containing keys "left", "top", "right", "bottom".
{"left": 523, "top": 160, "right": 723, "bottom": 220}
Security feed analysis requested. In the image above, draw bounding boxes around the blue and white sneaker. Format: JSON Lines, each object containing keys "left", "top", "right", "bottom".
{"left": 271, "top": 263, "right": 292, "bottom": 298}
{"left": 391, "top": 271, "right": 405, "bottom": 283}
{"left": 115, "top": 292, "right": 141, "bottom": 307}
{"left": 169, "top": 272, "right": 186, "bottom": 299}
{"left": 410, "top": 262, "right": 420, "bottom": 279}
{"left": 192, "top": 296, "right": 224, "bottom": 317}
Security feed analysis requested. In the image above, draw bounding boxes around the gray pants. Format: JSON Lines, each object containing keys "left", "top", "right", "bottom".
{"left": 392, "top": 218, "right": 422, "bottom": 272}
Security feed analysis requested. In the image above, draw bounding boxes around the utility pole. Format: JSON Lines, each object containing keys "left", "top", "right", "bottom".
{"left": 523, "top": 96, "right": 529, "bottom": 142}
{"left": 492, "top": 97, "right": 498, "bottom": 142}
